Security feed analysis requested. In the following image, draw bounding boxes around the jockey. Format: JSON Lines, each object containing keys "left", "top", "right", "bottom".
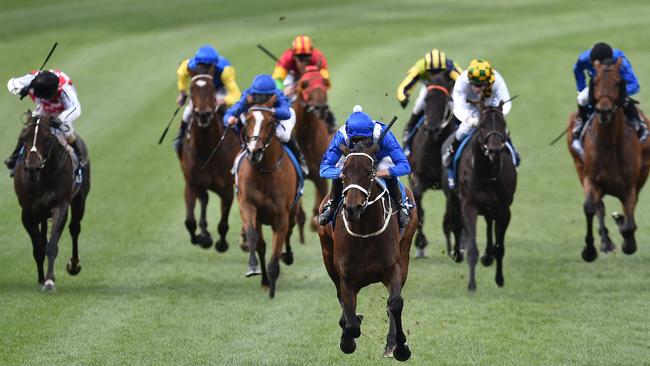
{"left": 442, "top": 59, "right": 515, "bottom": 188}
{"left": 318, "top": 105, "right": 411, "bottom": 228}
{"left": 397, "top": 48, "right": 463, "bottom": 150}
{"left": 174, "top": 44, "right": 242, "bottom": 153}
{"left": 225, "top": 74, "right": 308, "bottom": 174}
{"left": 271, "top": 35, "right": 336, "bottom": 131}
{"left": 5, "top": 70, "right": 84, "bottom": 174}
{"left": 571, "top": 42, "right": 648, "bottom": 154}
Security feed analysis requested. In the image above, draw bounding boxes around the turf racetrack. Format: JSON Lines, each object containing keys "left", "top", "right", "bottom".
{"left": 1, "top": 0, "right": 649, "bottom": 364}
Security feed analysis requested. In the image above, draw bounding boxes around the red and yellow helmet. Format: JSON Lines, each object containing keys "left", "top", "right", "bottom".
{"left": 292, "top": 35, "right": 313, "bottom": 55}
{"left": 467, "top": 59, "right": 495, "bottom": 86}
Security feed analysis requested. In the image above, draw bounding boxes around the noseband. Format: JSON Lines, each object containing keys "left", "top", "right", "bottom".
{"left": 342, "top": 153, "right": 377, "bottom": 209}
{"left": 26, "top": 117, "right": 55, "bottom": 169}
{"left": 190, "top": 74, "right": 218, "bottom": 127}
{"left": 425, "top": 84, "right": 454, "bottom": 131}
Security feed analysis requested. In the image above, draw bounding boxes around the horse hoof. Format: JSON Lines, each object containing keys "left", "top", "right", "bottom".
{"left": 480, "top": 254, "right": 494, "bottom": 267}
{"left": 269, "top": 280, "right": 277, "bottom": 299}
{"left": 467, "top": 282, "right": 476, "bottom": 292}
{"left": 383, "top": 344, "right": 395, "bottom": 358}
{"left": 622, "top": 238, "right": 637, "bottom": 255}
{"left": 344, "top": 326, "right": 361, "bottom": 339}
{"left": 66, "top": 260, "right": 82, "bottom": 276}
{"left": 496, "top": 276, "right": 504, "bottom": 287}
{"left": 453, "top": 251, "right": 464, "bottom": 263}
{"left": 600, "top": 240, "right": 615, "bottom": 253}
{"left": 415, "top": 232, "right": 428, "bottom": 249}
{"left": 581, "top": 246, "right": 598, "bottom": 262}
{"left": 240, "top": 243, "right": 250, "bottom": 252}
{"left": 198, "top": 233, "right": 213, "bottom": 249}
{"left": 42, "top": 279, "right": 55, "bottom": 292}
{"left": 340, "top": 337, "right": 356, "bottom": 354}
{"left": 415, "top": 247, "right": 427, "bottom": 259}
{"left": 280, "top": 252, "right": 294, "bottom": 265}
{"left": 215, "top": 239, "right": 229, "bottom": 253}
{"left": 246, "top": 267, "right": 261, "bottom": 277}
{"left": 393, "top": 343, "right": 411, "bottom": 362}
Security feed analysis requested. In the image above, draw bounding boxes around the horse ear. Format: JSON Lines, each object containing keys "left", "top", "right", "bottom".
{"left": 246, "top": 94, "right": 253, "bottom": 104}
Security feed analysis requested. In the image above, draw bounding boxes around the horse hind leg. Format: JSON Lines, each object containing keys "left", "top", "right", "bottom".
{"left": 494, "top": 210, "right": 511, "bottom": 287}
{"left": 339, "top": 282, "right": 361, "bottom": 354}
{"left": 296, "top": 204, "right": 306, "bottom": 244}
{"left": 43, "top": 203, "right": 69, "bottom": 292}
{"left": 581, "top": 189, "right": 599, "bottom": 262}
{"left": 66, "top": 194, "right": 86, "bottom": 276}
{"left": 616, "top": 191, "right": 638, "bottom": 255}
{"left": 23, "top": 212, "right": 46, "bottom": 285}
{"left": 268, "top": 217, "right": 289, "bottom": 298}
{"left": 214, "top": 188, "right": 233, "bottom": 253}
{"left": 412, "top": 180, "right": 428, "bottom": 258}
{"left": 596, "top": 200, "right": 615, "bottom": 253}
{"left": 184, "top": 185, "right": 200, "bottom": 246}
{"left": 196, "top": 191, "right": 213, "bottom": 249}
{"left": 385, "top": 270, "right": 411, "bottom": 361}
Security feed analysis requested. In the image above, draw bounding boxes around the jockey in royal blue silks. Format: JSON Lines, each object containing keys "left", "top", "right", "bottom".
{"left": 318, "top": 105, "right": 411, "bottom": 228}
{"left": 225, "top": 74, "right": 308, "bottom": 174}
{"left": 571, "top": 42, "right": 648, "bottom": 154}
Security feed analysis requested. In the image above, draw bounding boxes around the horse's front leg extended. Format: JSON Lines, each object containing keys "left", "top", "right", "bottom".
{"left": 494, "top": 209, "right": 511, "bottom": 287}
{"left": 339, "top": 278, "right": 360, "bottom": 354}
{"left": 215, "top": 187, "right": 233, "bottom": 253}
{"left": 481, "top": 216, "right": 494, "bottom": 266}
{"left": 384, "top": 264, "right": 411, "bottom": 361}
{"left": 411, "top": 175, "right": 428, "bottom": 258}
{"left": 461, "top": 203, "right": 479, "bottom": 291}
{"left": 581, "top": 179, "right": 601, "bottom": 262}
{"left": 184, "top": 185, "right": 199, "bottom": 245}
{"left": 268, "top": 215, "right": 289, "bottom": 298}
{"left": 240, "top": 202, "right": 261, "bottom": 277}
{"left": 196, "top": 190, "right": 213, "bottom": 249}
{"left": 22, "top": 211, "right": 44, "bottom": 284}
{"left": 43, "top": 202, "right": 69, "bottom": 291}
{"left": 619, "top": 190, "right": 638, "bottom": 255}
{"left": 596, "top": 200, "right": 615, "bottom": 253}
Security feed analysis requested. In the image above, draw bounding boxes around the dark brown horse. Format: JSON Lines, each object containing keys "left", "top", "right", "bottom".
{"left": 179, "top": 74, "right": 239, "bottom": 252}
{"left": 407, "top": 73, "right": 456, "bottom": 258}
{"left": 13, "top": 115, "right": 91, "bottom": 291}
{"left": 293, "top": 66, "right": 334, "bottom": 229}
{"left": 567, "top": 58, "right": 650, "bottom": 261}
{"left": 237, "top": 97, "right": 300, "bottom": 298}
{"left": 317, "top": 141, "right": 417, "bottom": 361}
{"left": 443, "top": 104, "right": 517, "bottom": 291}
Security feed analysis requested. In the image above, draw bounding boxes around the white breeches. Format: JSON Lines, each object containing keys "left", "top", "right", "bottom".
{"left": 455, "top": 120, "right": 475, "bottom": 140}
{"left": 577, "top": 87, "right": 589, "bottom": 107}
{"left": 32, "top": 107, "right": 75, "bottom": 140}
{"left": 412, "top": 85, "right": 428, "bottom": 115}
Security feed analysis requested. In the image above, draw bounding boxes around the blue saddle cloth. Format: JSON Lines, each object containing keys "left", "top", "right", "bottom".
{"left": 403, "top": 115, "right": 427, "bottom": 142}
{"left": 282, "top": 145, "right": 304, "bottom": 209}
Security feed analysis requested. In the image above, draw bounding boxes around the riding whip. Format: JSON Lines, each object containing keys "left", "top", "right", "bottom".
{"left": 257, "top": 44, "right": 279, "bottom": 62}
{"left": 378, "top": 116, "right": 399, "bottom": 144}
{"left": 20, "top": 42, "right": 58, "bottom": 100}
{"left": 549, "top": 125, "right": 570, "bottom": 146}
{"left": 202, "top": 125, "right": 233, "bottom": 170}
{"left": 157, "top": 107, "right": 181, "bottom": 144}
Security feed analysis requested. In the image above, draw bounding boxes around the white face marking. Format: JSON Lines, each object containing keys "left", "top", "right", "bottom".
{"left": 247, "top": 111, "right": 264, "bottom": 152}
{"left": 196, "top": 80, "right": 207, "bottom": 87}
{"left": 30, "top": 119, "right": 40, "bottom": 153}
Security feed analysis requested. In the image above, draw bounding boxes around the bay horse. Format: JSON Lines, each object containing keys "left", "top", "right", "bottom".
{"left": 566, "top": 58, "right": 650, "bottom": 261}
{"left": 13, "top": 115, "right": 91, "bottom": 291}
{"left": 237, "top": 97, "right": 300, "bottom": 298}
{"left": 293, "top": 66, "right": 334, "bottom": 229}
{"left": 442, "top": 104, "right": 517, "bottom": 291}
{"left": 179, "top": 74, "right": 239, "bottom": 252}
{"left": 407, "top": 73, "right": 456, "bottom": 258}
{"left": 316, "top": 141, "right": 417, "bottom": 361}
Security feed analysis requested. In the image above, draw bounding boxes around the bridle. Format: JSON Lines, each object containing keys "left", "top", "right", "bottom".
{"left": 241, "top": 106, "right": 284, "bottom": 174}
{"left": 593, "top": 67, "right": 623, "bottom": 119}
{"left": 190, "top": 74, "right": 218, "bottom": 128}
{"left": 479, "top": 108, "right": 506, "bottom": 156}
{"left": 23, "top": 116, "right": 67, "bottom": 174}
{"left": 425, "top": 84, "right": 454, "bottom": 131}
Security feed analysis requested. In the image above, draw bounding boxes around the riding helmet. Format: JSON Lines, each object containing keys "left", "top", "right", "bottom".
{"left": 31, "top": 71, "right": 60, "bottom": 100}
{"left": 467, "top": 59, "right": 494, "bottom": 86}
{"left": 292, "top": 35, "right": 313, "bottom": 55}
{"left": 589, "top": 42, "right": 613, "bottom": 63}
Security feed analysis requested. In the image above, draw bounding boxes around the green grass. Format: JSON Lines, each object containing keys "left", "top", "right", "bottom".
{"left": 1, "top": 0, "right": 650, "bottom": 364}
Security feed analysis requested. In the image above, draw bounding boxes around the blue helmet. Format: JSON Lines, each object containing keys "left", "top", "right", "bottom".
{"left": 189, "top": 45, "right": 220, "bottom": 70}
{"left": 249, "top": 74, "right": 277, "bottom": 94}
{"left": 345, "top": 105, "right": 374, "bottom": 138}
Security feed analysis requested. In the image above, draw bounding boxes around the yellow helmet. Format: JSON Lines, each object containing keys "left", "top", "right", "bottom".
{"left": 467, "top": 59, "right": 495, "bottom": 86}
{"left": 424, "top": 49, "right": 447, "bottom": 71}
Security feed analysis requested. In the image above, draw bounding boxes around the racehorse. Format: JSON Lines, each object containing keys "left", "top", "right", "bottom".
{"left": 316, "top": 140, "right": 417, "bottom": 361}
{"left": 566, "top": 58, "right": 650, "bottom": 261}
{"left": 13, "top": 114, "right": 91, "bottom": 291}
{"left": 406, "top": 73, "right": 456, "bottom": 258}
{"left": 179, "top": 74, "right": 239, "bottom": 252}
{"left": 293, "top": 66, "right": 334, "bottom": 229}
{"left": 442, "top": 104, "right": 517, "bottom": 291}
{"left": 237, "top": 97, "right": 301, "bottom": 298}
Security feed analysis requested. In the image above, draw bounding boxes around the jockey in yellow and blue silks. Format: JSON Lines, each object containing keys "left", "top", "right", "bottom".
{"left": 571, "top": 42, "right": 648, "bottom": 154}
{"left": 318, "top": 105, "right": 411, "bottom": 227}
{"left": 225, "top": 74, "right": 308, "bottom": 174}
{"left": 174, "top": 44, "right": 241, "bottom": 153}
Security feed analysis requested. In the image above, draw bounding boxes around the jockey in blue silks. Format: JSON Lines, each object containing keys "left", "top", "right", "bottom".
{"left": 225, "top": 74, "right": 308, "bottom": 174}
{"left": 571, "top": 42, "right": 648, "bottom": 154}
{"left": 318, "top": 105, "right": 411, "bottom": 227}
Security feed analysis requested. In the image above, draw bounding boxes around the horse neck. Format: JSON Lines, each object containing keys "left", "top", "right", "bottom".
{"left": 190, "top": 112, "right": 223, "bottom": 151}
{"left": 592, "top": 109, "right": 626, "bottom": 148}
{"left": 258, "top": 136, "right": 284, "bottom": 172}
{"left": 294, "top": 98, "right": 325, "bottom": 138}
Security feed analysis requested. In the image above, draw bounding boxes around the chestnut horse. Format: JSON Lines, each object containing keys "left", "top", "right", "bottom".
{"left": 567, "top": 58, "right": 650, "bottom": 261}
{"left": 179, "top": 74, "right": 239, "bottom": 252}
{"left": 13, "top": 115, "right": 91, "bottom": 291}
{"left": 407, "top": 73, "right": 456, "bottom": 258}
{"left": 317, "top": 141, "right": 417, "bottom": 361}
{"left": 293, "top": 66, "right": 334, "bottom": 229}
{"left": 442, "top": 104, "right": 517, "bottom": 291}
{"left": 237, "top": 98, "right": 300, "bottom": 298}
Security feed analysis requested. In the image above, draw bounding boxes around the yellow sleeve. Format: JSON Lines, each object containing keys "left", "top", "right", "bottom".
{"left": 320, "top": 68, "right": 331, "bottom": 88}
{"left": 272, "top": 65, "right": 288, "bottom": 82}
{"left": 220, "top": 66, "right": 241, "bottom": 107}
{"left": 396, "top": 59, "right": 425, "bottom": 102}
{"left": 176, "top": 59, "right": 191, "bottom": 92}
{"left": 449, "top": 60, "right": 463, "bottom": 81}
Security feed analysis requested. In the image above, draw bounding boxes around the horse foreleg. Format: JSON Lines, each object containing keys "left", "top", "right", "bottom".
{"left": 22, "top": 211, "right": 44, "bottom": 285}
{"left": 184, "top": 185, "right": 199, "bottom": 246}
{"left": 384, "top": 265, "right": 411, "bottom": 361}
{"left": 494, "top": 209, "right": 511, "bottom": 287}
{"left": 619, "top": 190, "right": 638, "bottom": 255}
{"left": 215, "top": 188, "right": 233, "bottom": 253}
{"left": 412, "top": 178, "right": 428, "bottom": 258}
{"left": 581, "top": 179, "right": 600, "bottom": 262}
{"left": 43, "top": 203, "right": 69, "bottom": 291}
{"left": 339, "top": 278, "right": 360, "bottom": 354}
{"left": 268, "top": 216, "right": 289, "bottom": 298}
{"left": 481, "top": 216, "right": 495, "bottom": 267}
{"left": 596, "top": 200, "right": 614, "bottom": 253}
{"left": 240, "top": 202, "right": 261, "bottom": 277}
{"left": 196, "top": 191, "right": 212, "bottom": 249}
{"left": 256, "top": 224, "right": 269, "bottom": 289}
{"left": 281, "top": 213, "right": 295, "bottom": 266}
{"left": 461, "top": 202, "right": 479, "bottom": 291}
{"left": 66, "top": 193, "right": 86, "bottom": 276}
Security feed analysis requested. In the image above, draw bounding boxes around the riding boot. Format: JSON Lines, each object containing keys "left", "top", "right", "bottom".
{"left": 325, "top": 109, "right": 337, "bottom": 134}
{"left": 173, "top": 120, "right": 188, "bottom": 156}
{"left": 285, "top": 137, "right": 309, "bottom": 175}
{"left": 69, "top": 139, "right": 87, "bottom": 167}
{"left": 385, "top": 176, "right": 409, "bottom": 228}
{"left": 318, "top": 178, "right": 343, "bottom": 225}
{"left": 624, "top": 101, "right": 649, "bottom": 142}
{"left": 4, "top": 135, "right": 25, "bottom": 175}
{"left": 442, "top": 136, "right": 460, "bottom": 168}
{"left": 571, "top": 105, "right": 590, "bottom": 154}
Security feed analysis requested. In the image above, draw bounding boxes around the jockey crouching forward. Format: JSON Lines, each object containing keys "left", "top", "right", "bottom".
{"left": 174, "top": 44, "right": 241, "bottom": 154}
{"left": 225, "top": 74, "right": 308, "bottom": 174}
{"left": 318, "top": 105, "right": 411, "bottom": 228}
{"left": 5, "top": 70, "right": 84, "bottom": 176}
{"left": 571, "top": 42, "right": 648, "bottom": 155}
{"left": 442, "top": 59, "right": 518, "bottom": 189}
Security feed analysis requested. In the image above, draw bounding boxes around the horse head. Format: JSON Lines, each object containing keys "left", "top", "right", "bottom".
{"left": 296, "top": 66, "right": 330, "bottom": 120}
{"left": 340, "top": 140, "right": 379, "bottom": 221}
{"left": 478, "top": 104, "right": 507, "bottom": 164}
{"left": 190, "top": 74, "right": 218, "bottom": 127}
{"left": 243, "top": 94, "right": 278, "bottom": 164}
{"left": 21, "top": 115, "right": 55, "bottom": 183}
{"left": 423, "top": 73, "right": 453, "bottom": 140}
{"left": 592, "top": 58, "right": 625, "bottom": 124}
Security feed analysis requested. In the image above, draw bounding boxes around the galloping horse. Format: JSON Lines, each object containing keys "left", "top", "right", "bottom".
{"left": 13, "top": 115, "right": 91, "bottom": 291}
{"left": 407, "top": 73, "right": 456, "bottom": 258}
{"left": 293, "top": 66, "right": 334, "bottom": 229}
{"left": 443, "top": 104, "right": 517, "bottom": 291}
{"left": 237, "top": 97, "right": 300, "bottom": 298}
{"left": 566, "top": 58, "right": 650, "bottom": 261}
{"left": 317, "top": 141, "right": 417, "bottom": 361}
{"left": 179, "top": 74, "right": 239, "bottom": 252}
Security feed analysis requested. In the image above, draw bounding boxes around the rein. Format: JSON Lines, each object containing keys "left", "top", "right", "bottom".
{"left": 24, "top": 118, "right": 69, "bottom": 177}
{"left": 242, "top": 107, "right": 285, "bottom": 174}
